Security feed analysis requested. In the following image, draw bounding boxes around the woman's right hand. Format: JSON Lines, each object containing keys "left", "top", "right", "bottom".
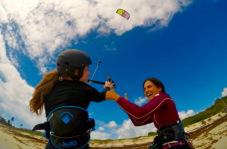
{"left": 105, "top": 85, "right": 120, "bottom": 101}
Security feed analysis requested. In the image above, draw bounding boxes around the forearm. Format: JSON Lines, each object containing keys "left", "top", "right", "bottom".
{"left": 117, "top": 97, "right": 146, "bottom": 118}
{"left": 91, "top": 88, "right": 109, "bottom": 102}
{"left": 117, "top": 97, "right": 157, "bottom": 120}
{"left": 99, "top": 87, "right": 111, "bottom": 98}
{"left": 102, "top": 87, "right": 110, "bottom": 93}
{"left": 128, "top": 114, "right": 153, "bottom": 126}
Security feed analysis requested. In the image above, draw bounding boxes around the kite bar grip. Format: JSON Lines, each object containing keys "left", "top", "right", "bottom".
{"left": 87, "top": 79, "right": 116, "bottom": 88}
{"left": 88, "top": 73, "right": 116, "bottom": 88}
{"left": 87, "top": 80, "right": 105, "bottom": 85}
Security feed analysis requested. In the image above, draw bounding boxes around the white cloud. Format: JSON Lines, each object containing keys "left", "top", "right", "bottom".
{"left": 99, "top": 127, "right": 105, "bottom": 131}
{"left": 222, "top": 88, "right": 227, "bottom": 97}
{"left": 91, "top": 131, "right": 111, "bottom": 140}
{"left": 104, "top": 121, "right": 118, "bottom": 128}
{"left": 114, "top": 119, "right": 156, "bottom": 139}
{"left": 0, "top": 32, "right": 11, "bottom": 64}
{"left": 0, "top": 0, "right": 192, "bottom": 73}
{"left": 0, "top": 0, "right": 193, "bottom": 134}
{"left": 0, "top": 32, "right": 46, "bottom": 128}
{"left": 89, "top": 112, "right": 94, "bottom": 116}
{"left": 135, "top": 97, "right": 148, "bottom": 106}
{"left": 178, "top": 110, "right": 195, "bottom": 120}
{"left": 96, "top": 120, "right": 105, "bottom": 126}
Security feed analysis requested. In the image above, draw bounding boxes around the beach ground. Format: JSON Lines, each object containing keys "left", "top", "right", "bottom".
{"left": 0, "top": 112, "right": 227, "bottom": 149}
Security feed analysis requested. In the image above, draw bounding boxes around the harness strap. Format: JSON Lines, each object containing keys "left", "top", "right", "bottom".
{"left": 32, "top": 119, "right": 95, "bottom": 139}
{"left": 32, "top": 122, "right": 50, "bottom": 138}
{"left": 86, "top": 118, "right": 95, "bottom": 131}
{"left": 32, "top": 122, "right": 50, "bottom": 131}
{"left": 32, "top": 106, "right": 96, "bottom": 148}
{"left": 159, "top": 120, "right": 181, "bottom": 131}
{"left": 51, "top": 129, "right": 90, "bottom": 139}
{"left": 149, "top": 120, "right": 192, "bottom": 149}
{"left": 162, "top": 141, "right": 187, "bottom": 149}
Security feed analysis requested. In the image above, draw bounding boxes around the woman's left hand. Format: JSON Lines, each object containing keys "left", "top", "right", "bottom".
{"left": 124, "top": 93, "right": 128, "bottom": 100}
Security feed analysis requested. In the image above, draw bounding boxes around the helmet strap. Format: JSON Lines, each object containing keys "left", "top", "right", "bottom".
{"left": 68, "top": 67, "right": 85, "bottom": 82}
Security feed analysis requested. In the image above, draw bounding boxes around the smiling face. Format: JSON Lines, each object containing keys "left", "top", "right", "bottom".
{"left": 143, "top": 80, "right": 162, "bottom": 101}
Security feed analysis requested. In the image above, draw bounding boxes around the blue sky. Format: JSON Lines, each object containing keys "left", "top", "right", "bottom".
{"left": 0, "top": 0, "right": 227, "bottom": 140}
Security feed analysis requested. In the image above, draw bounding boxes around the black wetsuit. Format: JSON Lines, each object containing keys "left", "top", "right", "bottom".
{"left": 44, "top": 80, "right": 107, "bottom": 149}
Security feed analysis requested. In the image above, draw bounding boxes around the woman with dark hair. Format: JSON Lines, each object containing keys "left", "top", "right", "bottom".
{"left": 106, "top": 78, "right": 193, "bottom": 149}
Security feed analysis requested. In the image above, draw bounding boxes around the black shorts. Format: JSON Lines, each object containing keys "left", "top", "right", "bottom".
{"left": 167, "top": 144, "right": 191, "bottom": 149}
{"left": 45, "top": 141, "right": 90, "bottom": 149}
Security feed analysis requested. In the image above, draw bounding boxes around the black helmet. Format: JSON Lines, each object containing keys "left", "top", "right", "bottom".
{"left": 56, "top": 49, "right": 92, "bottom": 81}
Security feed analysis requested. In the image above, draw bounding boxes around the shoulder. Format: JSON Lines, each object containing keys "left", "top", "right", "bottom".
{"left": 80, "top": 82, "right": 98, "bottom": 92}
{"left": 153, "top": 92, "right": 173, "bottom": 103}
{"left": 57, "top": 80, "right": 98, "bottom": 92}
{"left": 155, "top": 92, "right": 171, "bottom": 98}
{"left": 57, "top": 80, "right": 74, "bottom": 85}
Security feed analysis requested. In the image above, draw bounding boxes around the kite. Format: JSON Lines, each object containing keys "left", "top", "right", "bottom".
{"left": 116, "top": 9, "right": 130, "bottom": 20}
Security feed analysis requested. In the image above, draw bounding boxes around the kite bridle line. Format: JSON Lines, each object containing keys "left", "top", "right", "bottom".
{"left": 86, "top": 35, "right": 117, "bottom": 87}
{"left": 86, "top": 8, "right": 129, "bottom": 86}
{"left": 87, "top": 35, "right": 110, "bottom": 84}
{"left": 106, "top": 41, "right": 117, "bottom": 72}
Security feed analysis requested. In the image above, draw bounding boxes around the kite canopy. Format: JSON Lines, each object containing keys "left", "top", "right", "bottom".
{"left": 116, "top": 9, "right": 130, "bottom": 20}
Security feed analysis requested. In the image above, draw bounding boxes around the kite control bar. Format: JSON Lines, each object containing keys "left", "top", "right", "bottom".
{"left": 87, "top": 79, "right": 105, "bottom": 85}
{"left": 88, "top": 73, "right": 116, "bottom": 88}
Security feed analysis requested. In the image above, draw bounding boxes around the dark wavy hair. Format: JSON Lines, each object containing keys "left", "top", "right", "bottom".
{"left": 143, "top": 78, "right": 166, "bottom": 94}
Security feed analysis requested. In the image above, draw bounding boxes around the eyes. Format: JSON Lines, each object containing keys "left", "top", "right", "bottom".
{"left": 144, "top": 85, "right": 152, "bottom": 91}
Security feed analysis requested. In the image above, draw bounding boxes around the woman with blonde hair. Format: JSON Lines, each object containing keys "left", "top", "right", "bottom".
{"left": 29, "top": 49, "right": 113, "bottom": 149}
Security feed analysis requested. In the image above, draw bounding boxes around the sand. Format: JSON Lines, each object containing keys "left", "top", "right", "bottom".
{"left": 212, "top": 136, "right": 227, "bottom": 149}
{"left": 0, "top": 141, "right": 12, "bottom": 149}
{"left": 0, "top": 124, "right": 46, "bottom": 149}
{"left": 0, "top": 112, "right": 227, "bottom": 149}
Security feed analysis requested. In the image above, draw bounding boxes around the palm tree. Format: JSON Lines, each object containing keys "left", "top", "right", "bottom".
{"left": 7, "top": 120, "right": 11, "bottom": 126}
{"left": 0, "top": 117, "right": 6, "bottom": 123}
{"left": 11, "top": 117, "right": 14, "bottom": 127}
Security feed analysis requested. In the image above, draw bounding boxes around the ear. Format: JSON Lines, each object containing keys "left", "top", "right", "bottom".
{"left": 74, "top": 69, "right": 79, "bottom": 75}
{"left": 158, "top": 87, "right": 162, "bottom": 92}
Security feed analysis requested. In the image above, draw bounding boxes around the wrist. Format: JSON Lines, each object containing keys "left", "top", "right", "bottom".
{"left": 104, "top": 87, "right": 110, "bottom": 92}
{"left": 114, "top": 94, "right": 120, "bottom": 101}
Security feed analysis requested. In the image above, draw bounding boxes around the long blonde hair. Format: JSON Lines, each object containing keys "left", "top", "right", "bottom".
{"left": 29, "top": 70, "right": 72, "bottom": 115}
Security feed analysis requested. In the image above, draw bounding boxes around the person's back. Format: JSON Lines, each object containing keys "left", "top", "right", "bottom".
{"left": 29, "top": 49, "right": 113, "bottom": 149}
{"left": 44, "top": 80, "right": 107, "bottom": 136}
{"left": 45, "top": 80, "right": 105, "bottom": 115}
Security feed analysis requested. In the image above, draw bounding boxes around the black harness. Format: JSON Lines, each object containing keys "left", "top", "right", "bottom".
{"left": 32, "top": 106, "right": 95, "bottom": 149}
{"left": 148, "top": 120, "right": 191, "bottom": 149}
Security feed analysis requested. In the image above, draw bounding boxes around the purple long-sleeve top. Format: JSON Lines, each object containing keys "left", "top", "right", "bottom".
{"left": 116, "top": 92, "right": 180, "bottom": 129}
